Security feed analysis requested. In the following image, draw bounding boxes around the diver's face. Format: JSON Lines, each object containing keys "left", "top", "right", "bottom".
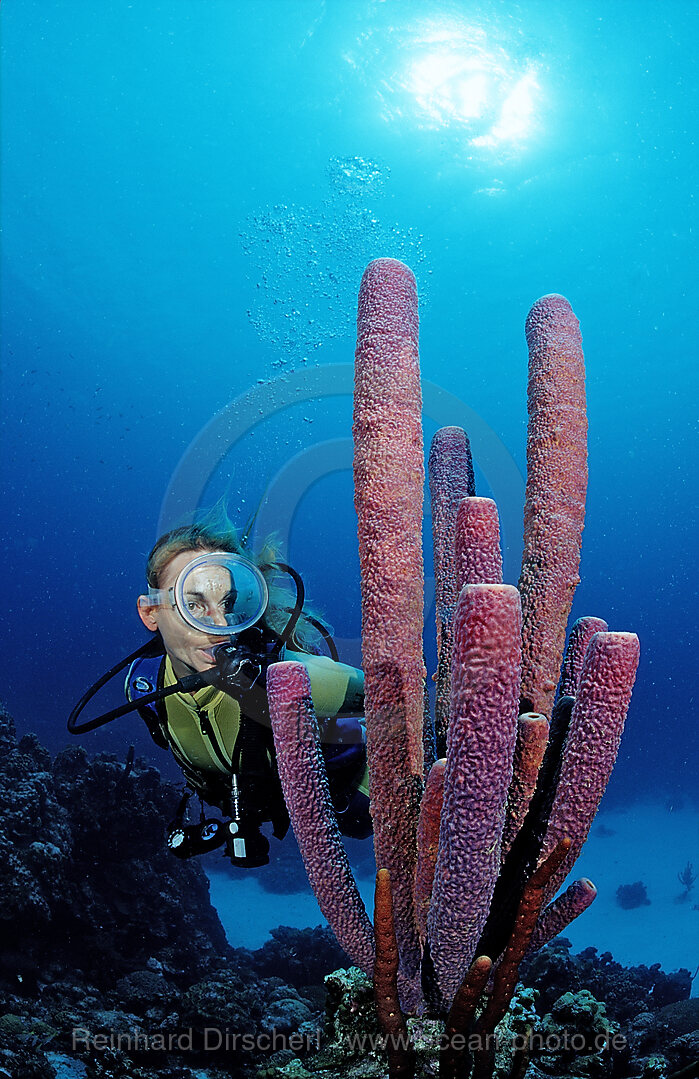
{"left": 137, "top": 549, "right": 227, "bottom": 678}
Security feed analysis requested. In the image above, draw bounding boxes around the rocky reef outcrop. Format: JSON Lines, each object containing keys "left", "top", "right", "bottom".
{"left": 0, "top": 706, "right": 343, "bottom": 1079}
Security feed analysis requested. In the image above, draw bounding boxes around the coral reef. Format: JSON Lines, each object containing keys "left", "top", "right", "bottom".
{"left": 617, "top": 882, "right": 652, "bottom": 910}
{"left": 0, "top": 708, "right": 228, "bottom": 990}
{"left": 533, "top": 988, "right": 620, "bottom": 1076}
{"left": 520, "top": 938, "right": 692, "bottom": 1018}
{"left": 257, "top": 943, "right": 696, "bottom": 1079}
{"left": 250, "top": 926, "right": 349, "bottom": 991}
{"left": 0, "top": 706, "right": 343, "bottom": 1079}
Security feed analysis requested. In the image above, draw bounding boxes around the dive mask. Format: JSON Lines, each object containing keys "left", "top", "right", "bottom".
{"left": 139, "top": 552, "right": 268, "bottom": 637}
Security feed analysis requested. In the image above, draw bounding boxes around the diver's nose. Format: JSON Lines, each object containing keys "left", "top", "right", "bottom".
{"left": 206, "top": 605, "right": 229, "bottom": 627}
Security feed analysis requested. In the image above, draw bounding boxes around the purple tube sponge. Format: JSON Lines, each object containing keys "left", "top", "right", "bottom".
{"left": 455, "top": 496, "right": 503, "bottom": 590}
{"left": 559, "top": 616, "right": 609, "bottom": 699}
{"left": 519, "top": 295, "right": 588, "bottom": 719}
{"left": 427, "top": 584, "right": 521, "bottom": 1002}
{"left": 429, "top": 427, "right": 476, "bottom": 755}
{"left": 267, "top": 661, "right": 375, "bottom": 975}
{"left": 528, "top": 878, "right": 598, "bottom": 954}
{"left": 353, "top": 258, "right": 426, "bottom": 1004}
{"left": 541, "top": 630, "right": 640, "bottom": 899}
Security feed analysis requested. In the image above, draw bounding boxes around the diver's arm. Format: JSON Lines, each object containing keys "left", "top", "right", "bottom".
{"left": 332, "top": 664, "right": 370, "bottom": 833}
{"left": 286, "top": 650, "right": 364, "bottom": 719}
{"left": 336, "top": 665, "right": 364, "bottom": 717}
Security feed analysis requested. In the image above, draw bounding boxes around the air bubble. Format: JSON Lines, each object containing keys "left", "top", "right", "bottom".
{"left": 240, "top": 155, "right": 430, "bottom": 365}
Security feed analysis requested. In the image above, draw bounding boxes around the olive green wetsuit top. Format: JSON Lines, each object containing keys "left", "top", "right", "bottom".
{"left": 160, "top": 649, "right": 369, "bottom": 796}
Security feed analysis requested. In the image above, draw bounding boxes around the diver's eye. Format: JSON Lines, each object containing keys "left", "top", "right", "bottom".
{"left": 222, "top": 593, "right": 237, "bottom": 614}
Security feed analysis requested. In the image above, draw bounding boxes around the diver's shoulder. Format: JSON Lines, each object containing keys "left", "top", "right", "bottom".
{"left": 284, "top": 649, "right": 362, "bottom": 678}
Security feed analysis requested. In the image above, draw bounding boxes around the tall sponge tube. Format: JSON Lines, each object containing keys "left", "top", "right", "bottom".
{"left": 519, "top": 294, "right": 587, "bottom": 717}
{"left": 427, "top": 583, "right": 521, "bottom": 1003}
{"left": 353, "top": 257, "right": 425, "bottom": 1004}
{"left": 267, "top": 661, "right": 375, "bottom": 975}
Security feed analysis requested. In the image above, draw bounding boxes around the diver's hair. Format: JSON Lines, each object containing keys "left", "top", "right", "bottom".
{"left": 145, "top": 500, "right": 328, "bottom": 653}
{"left": 145, "top": 525, "right": 241, "bottom": 587}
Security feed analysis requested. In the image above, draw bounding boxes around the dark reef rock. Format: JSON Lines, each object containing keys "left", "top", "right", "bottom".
{"left": 521, "top": 938, "right": 692, "bottom": 1022}
{"left": 520, "top": 938, "right": 698, "bottom": 1076}
{"left": 656, "top": 997, "right": 699, "bottom": 1039}
{"left": 534, "top": 988, "right": 623, "bottom": 1076}
{"left": 249, "top": 926, "right": 350, "bottom": 988}
{"left": 616, "top": 880, "right": 652, "bottom": 909}
{"left": 0, "top": 707, "right": 230, "bottom": 991}
{"left": 0, "top": 705, "right": 336, "bottom": 1079}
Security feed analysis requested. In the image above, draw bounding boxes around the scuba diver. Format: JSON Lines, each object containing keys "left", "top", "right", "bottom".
{"left": 68, "top": 519, "right": 372, "bottom": 868}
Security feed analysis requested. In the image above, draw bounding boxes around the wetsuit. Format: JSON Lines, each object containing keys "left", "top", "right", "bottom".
{"left": 125, "top": 648, "right": 371, "bottom": 841}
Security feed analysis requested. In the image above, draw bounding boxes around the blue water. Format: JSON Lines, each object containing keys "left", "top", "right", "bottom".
{"left": 1, "top": 0, "right": 696, "bottom": 823}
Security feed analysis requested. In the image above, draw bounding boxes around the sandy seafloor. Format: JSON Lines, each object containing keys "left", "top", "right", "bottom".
{"left": 207, "top": 804, "right": 699, "bottom": 997}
